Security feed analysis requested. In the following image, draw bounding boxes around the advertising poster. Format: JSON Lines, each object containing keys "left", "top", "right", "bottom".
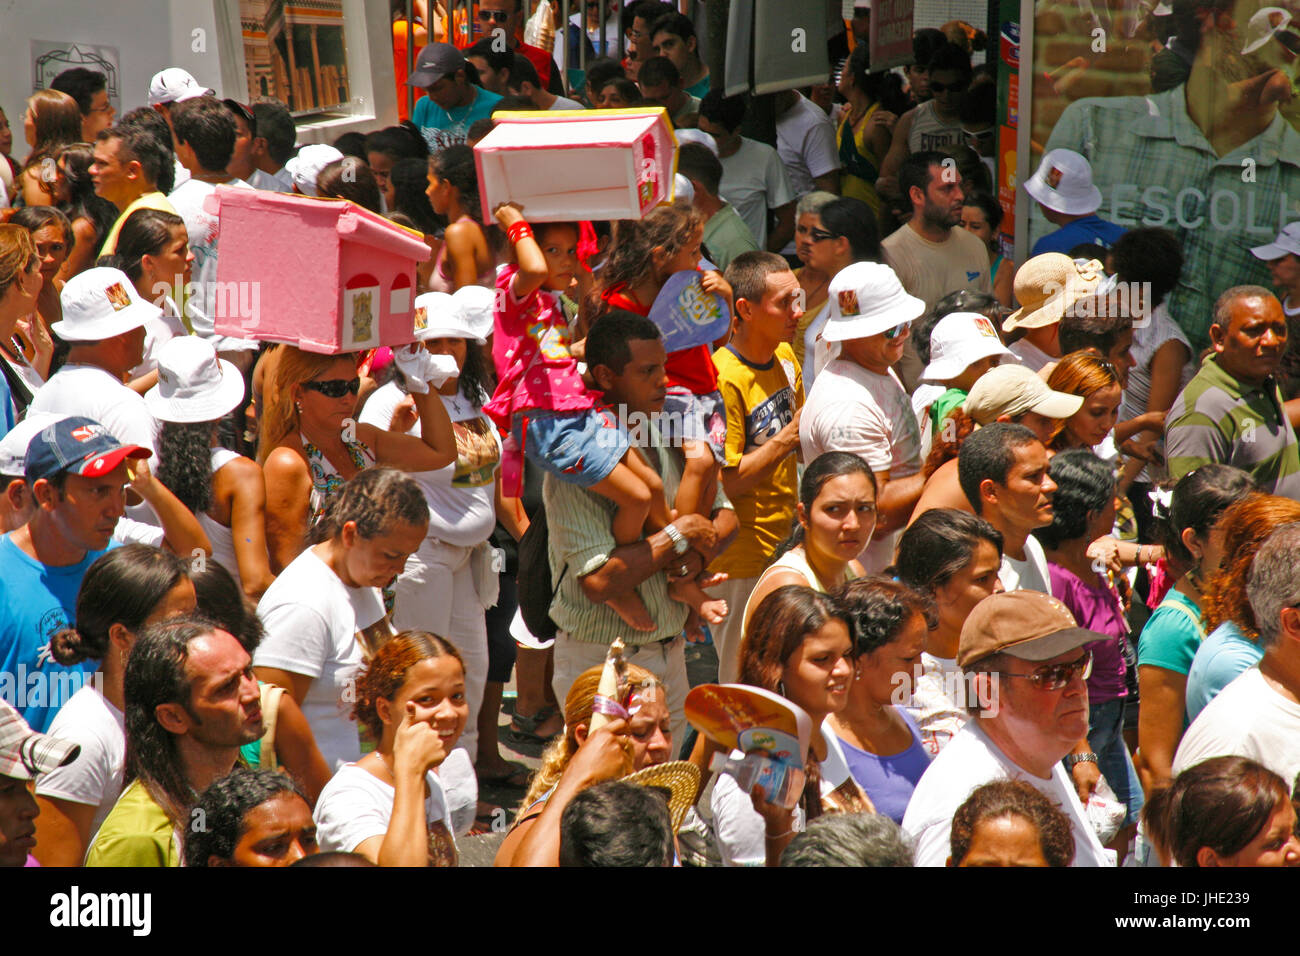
{"left": 997, "top": 0, "right": 1021, "bottom": 260}
{"left": 1022, "top": 0, "right": 1300, "bottom": 347}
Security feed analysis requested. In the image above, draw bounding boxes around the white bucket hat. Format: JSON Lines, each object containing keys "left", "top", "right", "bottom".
{"left": 285, "top": 144, "right": 344, "bottom": 196}
{"left": 54, "top": 267, "right": 161, "bottom": 342}
{"left": 921, "top": 312, "right": 1016, "bottom": 383}
{"left": 1024, "top": 148, "right": 1103, "bottom": 216}
{"left": 147, "top": 68, "right": 212, "bottom": 107}
{"left": 821, "top": 262, "right": 926, "bottom": 342}
{"left": 451, "top": 286, "right": 496, "bottom": 342}
{"left": 1250, "top": 221, "right": 1300, "bottom": 261}
{"left": 145, "top": 336, "right": 246, "bottom": 424}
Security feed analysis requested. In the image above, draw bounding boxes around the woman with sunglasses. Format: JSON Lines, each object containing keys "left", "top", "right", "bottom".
{"left": 794, "top": 196, "right": 882, "bottom": 393}
{"left": 258, "top": 343, "right": 458, "bottom": 573}
{"left": 1033, "top": 449, "right": 1145, "bottom": 850}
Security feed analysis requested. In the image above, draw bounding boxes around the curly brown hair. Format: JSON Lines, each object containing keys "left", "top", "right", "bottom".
{"left": 352, "top": 630, "right": 464, "bottom": 741}
{"left": 1202, "top": 493, "right": 1300, "bottom": 640}
{"left": 950, "top": 779, "right": 1075, "bottom": 866}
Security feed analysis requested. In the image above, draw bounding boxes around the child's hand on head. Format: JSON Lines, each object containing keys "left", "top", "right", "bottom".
{"left": 494, "top": 202, "right": 526, "bottom": 227}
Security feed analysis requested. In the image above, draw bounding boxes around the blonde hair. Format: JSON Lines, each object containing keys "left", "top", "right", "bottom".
{"left": 0, "top": 224, "right": 39, "bottom": 300}
{"left": 518, "top": 661, "right": 659, "bottom": 811}
{"left": 256, "top": 344, "right": 351, "bottom": 463}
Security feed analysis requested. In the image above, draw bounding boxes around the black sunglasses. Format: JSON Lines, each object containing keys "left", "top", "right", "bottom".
{"left": 809, "top": 227, "right": 836, "bottom": 242}
{"left": 302, "top": 377, "right": 361, "bottom": 398}
{"left": 477, "top": 9, "right": 510, "bottom": 22}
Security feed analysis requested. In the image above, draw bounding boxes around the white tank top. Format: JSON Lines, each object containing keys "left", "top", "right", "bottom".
{"left": 741, "top": 547, "right": 849, "bottom": 630}
{"left": 199, "top": 447, "right": 243, "bottom": 591}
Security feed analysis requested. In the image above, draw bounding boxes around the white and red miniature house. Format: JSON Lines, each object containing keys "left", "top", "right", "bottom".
{"left": 207, "top": 186, "right": 430, "bottom": 354}
{"left": 473, "top": 108, "right": 678, "bottom": 222}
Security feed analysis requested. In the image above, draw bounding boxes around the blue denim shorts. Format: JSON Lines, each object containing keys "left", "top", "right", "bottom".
{"left": 513, "top": 407, "right": 629, "bottom": 488}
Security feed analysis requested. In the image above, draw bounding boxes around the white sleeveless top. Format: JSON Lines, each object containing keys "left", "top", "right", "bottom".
{"left": 199, "top": 447, "right": 244, "bottom": 590}
{"left": 742, "top": 546, "right": 850, "bottom": 628}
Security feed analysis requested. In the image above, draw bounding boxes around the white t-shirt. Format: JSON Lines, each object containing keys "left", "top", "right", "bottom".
{"left": 254, "top": 548, "right": 386, "bottom": 771}
{"left": 34, "top": 684, "right": 125, "bottom": 836}
{"left": 776, "top": 92, "right": 839, "bottom": 201}
{"left": 718, "top": 137, "right": 795, "bottom": 250}
{"left": 1173, "top": 666, "right": 1300, "bottom": 787}
{"left": 902, "top": 720, "right": 1112, "bottom": 867}
{"left": 710, "top": 756, "right": 806, "bottom": 867}
{"left": 1008, "top": 338, "right": 1055, "bottom": 374}
{"left": 800, "top": 358, "right": 921, "bottom": 573}
{"left": 313, "top": 762, "right": 454, "bottom": 857}
{"left": 911, "top": 382, "right": 947, "bottom": 464}
{"left": 248, "top": 169, "right": 291, "bottom": 193}
{"left": 906, "top": 652, "right": 969, "bottom": 757}
{"left": 1000, "top": 536, "right": 1051, "bottom": 594}
{"left": 30, "top": 364, "right": 158, "bottom": 454}
{"left": 1119, "top": 302, "right": 1193, "bottom": 484}
{"left": 549, "top": 95, "right": 585, "bottom": 110}
{"left": 167, "top": 176, "right": 258, "bottom": 352}
{"left": 358, "top": 382, "right": 500, "bottom": 547}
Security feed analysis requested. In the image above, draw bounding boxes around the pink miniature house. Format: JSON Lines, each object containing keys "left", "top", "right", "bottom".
{"left": 207, "top": 186, "right": 430, "bottom": 354}
{"left": 474, "top": 108, "right": 677, "bottom": 222}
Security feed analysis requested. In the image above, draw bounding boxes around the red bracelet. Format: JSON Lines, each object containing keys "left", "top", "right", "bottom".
{"left": 507, "top": 221, "right": 533, "bottom": 244}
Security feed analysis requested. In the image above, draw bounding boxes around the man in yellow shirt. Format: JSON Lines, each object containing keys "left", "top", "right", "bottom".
{"left": 92, "top": 125, "right": 178, "bottom": 255}
{"left": 709, "top": 251, "right": 804, "bottom": 682}
{"left": 86, "top": 618, "right": 264, "bottom": 867}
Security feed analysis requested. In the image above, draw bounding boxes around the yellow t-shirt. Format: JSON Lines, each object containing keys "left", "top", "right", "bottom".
{"left": 101, "top": 192, "right": 180, "bottom": 255}
{"left": 710, "top": 342, "right": 803, "bottom": 579}
{"left": 84, "top": 779, "right": 181, "bottom": 867}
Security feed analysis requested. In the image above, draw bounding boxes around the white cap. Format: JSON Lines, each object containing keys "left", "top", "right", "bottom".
{"left": 285, "top": 144, "right": 344, "bottom": 196}
{"left": 451, "top": 286, "right": 496, "bottom": 342}
{"left": 920, "top": 312, "right": 1016, "bottom": 383}
{"left": 0, "top": 413, "right": 67, "bottom": 477}
{"left": 1023, "top": 148, "right": 1102, "bottom": 216}
{"left": 54, "top": 267, "right": 161, "bottom": 342}
{"left": 145, "top": 336, "right": 246, "bottom": 424}
{"left": 676, "top": 128, "right": 719, "bottom": 156}
{"left": 1250, "top": 221, "right": 1300, "bottom": 261}
{"left": 148, "top": 68, "right": 212, "bottom": 107}
{"left": 821, "top": 262, "right": 926, "bottom": 342}
{"left": 673, "top": 173, "right": 695, "bottom": 203}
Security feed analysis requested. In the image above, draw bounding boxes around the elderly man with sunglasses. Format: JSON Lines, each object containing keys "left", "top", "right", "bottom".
{"left": 902, "top": 589, "right": 1114, "bottom": 866}
{"left": 800, "top": 261, "right": 927, "bottom": 575}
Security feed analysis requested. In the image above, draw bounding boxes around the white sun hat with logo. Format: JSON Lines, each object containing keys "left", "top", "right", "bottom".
{"left": 821, "top": 261, "right": 926, "bottom": 342}
{"left": 921, "top": 311, "right": 1017, "bottom": 383}
{"left": 1023, "top": 148, "right": 1103, "bottom": 216}
{"left": 53, "top": 267, "right": 161, "bottom": 341}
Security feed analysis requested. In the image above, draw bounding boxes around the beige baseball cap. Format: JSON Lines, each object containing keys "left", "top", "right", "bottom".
{"left": 962, "top": 363, "right": 1083, "bottom": 424}
{"left": 958, "top": 590, "right": 1099, "bottom": 669}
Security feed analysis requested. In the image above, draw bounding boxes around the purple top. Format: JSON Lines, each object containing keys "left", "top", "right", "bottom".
{"left": 836, "top": 708, "right": 932, "bottom": 823}
{"left": 1048, "top": 563, "right": 1129, "bottom": 703}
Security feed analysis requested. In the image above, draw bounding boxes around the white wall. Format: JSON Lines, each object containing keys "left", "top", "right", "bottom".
{"left": 1, "top": 0, "right": 394, "bottom": 153}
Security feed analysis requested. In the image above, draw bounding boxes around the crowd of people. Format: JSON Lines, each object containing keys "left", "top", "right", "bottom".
{"left": 2, "top": 0, "right": 1300, "bottom": 871}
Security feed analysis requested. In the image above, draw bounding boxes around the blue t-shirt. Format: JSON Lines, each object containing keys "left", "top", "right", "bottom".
{"left": 0, "top": 374, "right": 14, "bottom": 439}
{"left": 1031, "top": 214, "right": 1127, "bottom": 257}
{"left": 836, "top": 708, "right": 932, "bottom": 823}
{"left": 1184, "top": 620, "right": 1264, "bottom": 723}
{"left": 0, "top": 533, "right": 111, "bottom": 732}
{"left": 412, "top": 86, "right": 504, "bottom": 154}
{"left": 1137, "top": 590, "right": 1204, "bottom": 676}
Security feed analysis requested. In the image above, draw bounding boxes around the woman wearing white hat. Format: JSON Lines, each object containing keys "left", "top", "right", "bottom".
{"left": 147, "top": 335, "right": 275, "bottom": 600}
{"left": 358, "top": 289, "right": 517, "bottom": 785}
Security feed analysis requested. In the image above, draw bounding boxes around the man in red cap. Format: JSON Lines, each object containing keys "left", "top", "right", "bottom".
{"left": 0, "top": 416, "right": 149, "bottom": 733}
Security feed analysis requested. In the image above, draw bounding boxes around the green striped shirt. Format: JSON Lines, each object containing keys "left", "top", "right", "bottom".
{"left": 544, "top": 427, "right": 731, "bottom": 646}
{"left": 1165, "top": 356, "right": 1300, "bottom": 498}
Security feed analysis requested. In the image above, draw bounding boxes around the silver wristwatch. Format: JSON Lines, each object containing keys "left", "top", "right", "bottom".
{"left": 1063, "top": 752, "right": 1098, "bottom": 771}
{"left": 663, "top": 522, "right": 689, "bottom": 556}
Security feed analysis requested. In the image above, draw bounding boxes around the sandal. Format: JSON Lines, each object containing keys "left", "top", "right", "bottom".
{"left": 509, "top": 705, "right": 560, "bottom": 742}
